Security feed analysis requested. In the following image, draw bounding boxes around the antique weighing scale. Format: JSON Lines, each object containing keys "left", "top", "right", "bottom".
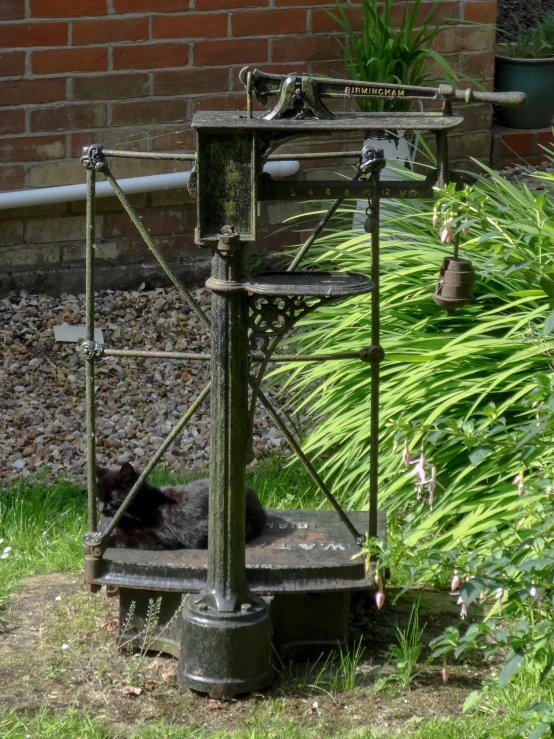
{"left": 79, "top": 69, "right": 525, "bottom": 697}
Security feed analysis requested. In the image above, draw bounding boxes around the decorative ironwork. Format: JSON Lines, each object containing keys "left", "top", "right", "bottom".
{"left": 77, "top": 339, "right": 104, "bottom": 361}
{"left": 80, "top": 144, "right": 106, "bottom": 172}
{"left": 248, "top": 294, "right": 316, "bottom": 352}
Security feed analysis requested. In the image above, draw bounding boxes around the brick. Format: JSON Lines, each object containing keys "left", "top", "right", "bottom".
{"left": 111, "top": 99, "right": 188, "bottom": 126}
{"left": 28, "top": 160, "right": 86, "bottom": 188}
{"left": 26, "top": 215, "right": 103, "bottom": 244}
{"left": 149, "top": 125, "right": 195, "bottom": 151}
{"left": 271, "top": 35, "right": 337, "bottom": 63}
{"left": 30, "top": 103, "right": 107, "bottom": 132}
{"left": 0, "top": 78, "right": 66, "bottom": 105}
{"left": 73, "top": 17, "right": 149, "bottom": 46}
{"left": 275, "top": 0, "right": 330, "bottom": 5}
{"left": 0, "top": 244, "right": 62, "bottom": 268}
{"left": 501, "top": 130, "right": 533, "bottom": 156}
{"left": 71, "top": 73, "right": 149, "bottom": 101}
{"left": 0, "top": 202, "right": 67, "bottom": 220}
{"left": 70, "top": 128, "right": 150, "bottom": 157}
{"left": 0, "top": 22, "right": 67, "bottom": 48}
{"left": 230, "top": 62, "right": 293, "bottom": 89}
{"left": 0, "top": 166, "right": 25, "bottom": 191}
{"left": 197, "top": 0, "right": 264, "bottom": 8}
{"left": 114, "top": 43, "right": 189, "bottom": 70}
{"left": 433, "top": 25, "right": 496, "bottom": 53}
{"left": 0, "top": 110, "right": 25, "bottom": 136}
{"left": 537, "top": 130, "right": 554, "bottom": 148}
{"left": 153, "top": 13, "right": 227, "bottom": 39}
{"left": 0, "top": 136, "right": 65, "bottom": 163}
{"left": 464, "top": 1, "right": 497, "bottom": 24}
{"left": 311, "top": 7, "right": 363, "bottom": 33}
{"left": 0, "top": 221, "right": 24, "bottom": 247}
{"left": 461, "top": 50, "right": 495, "bottom": 79}
{"left": 231, "top": 9, "right": 306, "bottom": 36}
{"left": 154, "top": 67, "right": 228, "bottom": 96}
{"left": 192, "top": 92, "right": 245, "bottom": 112}
{"left": 194, "top": 38, "right": 267, "bottom": 66}
{"left": 31, "top": 0, "right": 106, "bottom": 16}
{"left": 33, "top": 47, "right": 108, "bottom": 74}
{"left": 0, "top": 0, "right": 24, "bottom": 20}
{"left": 114, "top": 0, "right": 188, "bottom": 10}
{"left": 0, "top": 51, "right": 25, "bottom": 77}
{"left": 389, "top": 1, "right": 461, "bottom": 27}
{"left": 103, "top": 209, "right": 186, "bottom": 238}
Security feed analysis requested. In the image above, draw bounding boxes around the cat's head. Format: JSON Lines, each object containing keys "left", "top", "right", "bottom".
{"left": 96, "top": 462, "right": 139, "bottom": 516}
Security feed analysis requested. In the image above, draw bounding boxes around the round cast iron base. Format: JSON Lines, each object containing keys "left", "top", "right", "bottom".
{"left": 178, "top": 594, "right": 274, "bottom": 699}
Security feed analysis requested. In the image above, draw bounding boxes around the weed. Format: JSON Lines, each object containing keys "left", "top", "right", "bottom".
{"left": 377, "top": 600, "right": 425, "bottom": 690}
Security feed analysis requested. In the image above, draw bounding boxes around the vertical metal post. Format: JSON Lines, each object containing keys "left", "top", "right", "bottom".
{"left": 84, "top": 162, "right": 97, "bottom": 534}
{"left": 205, "top": 235, "right": 251, "bottom": 612}
{"left": 436, "top": 130, "right": 449, "bottom": 188}
{"left": 369, "top": 166, "right": 381, "bottom": 540}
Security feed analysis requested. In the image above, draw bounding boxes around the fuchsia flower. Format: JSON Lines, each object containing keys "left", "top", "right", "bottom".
{"left": 459, "top": 602, "right": 468, "bottom": 620}
{"left": 450, "top": 572, "right": 461, "bottom": 593}
{"left": 432, "top": 213, "right": 439, "bottom": 228}
{"left": 440, "top": 226, "right": 453, "bottom": 245}
{"left": 428, "top": 465, "right": 437, "bottom": 510}
{"left": 441, "top": 666, "right": 450, "bottom": 683}
{"left": 402, "top": 440, "right": 411, "bottom": 468}
{"left": 375, "top": 590, "right": 385, "bottom": 610}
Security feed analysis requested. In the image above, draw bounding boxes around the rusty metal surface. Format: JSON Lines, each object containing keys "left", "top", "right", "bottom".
{"left": 93, "top": 510, "right": 385, "bottom": 595}
{"left": 242, "top": 271, "right": 374, "bottom": 297}
{"left": 192, "top": 111, "right": 464, "bottom": 132}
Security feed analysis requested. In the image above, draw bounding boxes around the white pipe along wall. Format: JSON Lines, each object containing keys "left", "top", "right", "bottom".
{"left": 0, "top": 160, "right": 301, "bottom": 211}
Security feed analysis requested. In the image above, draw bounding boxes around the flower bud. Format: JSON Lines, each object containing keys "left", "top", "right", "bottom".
{"left": 402, "top": 440, "right": 411, "bottom": 468}
{"left": 440, "top": 226, "right": 453, "bottom": 245}
{"left": 432, "top": 213, "right": 439, "bottom": 228}
{"left": 441, "top": 667, "right": 450, "bottom": 683}
{"left": 450, "top": 573, "right": 460, "bottom": 593}
{"left": 460, "top": 602, "right": 468, "bottom": 620}
{"left": 375, "top": 590, "right": 385, "bottom": 610}
{"left": 463, "top": 217, "right": 470, "bottom": 237}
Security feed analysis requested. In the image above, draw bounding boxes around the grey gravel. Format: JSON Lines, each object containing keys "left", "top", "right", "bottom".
{"left": 0, "top": 286, "right": 284, "bottom": 484}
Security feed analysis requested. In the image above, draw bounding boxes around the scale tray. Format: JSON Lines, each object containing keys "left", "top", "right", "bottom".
{"left": 241, "top": 271, "right": 374, "bottom": 298}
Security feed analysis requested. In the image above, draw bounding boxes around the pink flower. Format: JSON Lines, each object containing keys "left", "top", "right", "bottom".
{"left": 450, "top": 572, "right": 460, "bottom": 593}
{"left": 402, "top": 440, "right": 411, "bottom": 468}
{"left": 440, "top": 226, "right": 453, "bottom": 245}
{"left": 441, "top": 667, "right": 450, "bottom": 683}
{"left": 432, "top": 213, "right": 439, "bottom": 228}
{"left": 428, "top": 465, "right": 437, "bottom": 509}
{"left": 460, "top": 602, "right": 468, "bottom": 620}
{"left": 375, "top": 590, "right": 385, "bottom": 610}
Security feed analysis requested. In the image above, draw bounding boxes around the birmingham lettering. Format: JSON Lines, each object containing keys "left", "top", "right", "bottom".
{"left": 344, "top": 86, "right": 406, "bottom": 97}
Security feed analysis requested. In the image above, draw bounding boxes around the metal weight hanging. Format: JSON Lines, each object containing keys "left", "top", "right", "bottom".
{"left": 432, "top": 255, "right": 475, "bottom": 312}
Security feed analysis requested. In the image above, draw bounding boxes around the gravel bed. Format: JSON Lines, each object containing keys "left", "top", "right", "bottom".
{"left": 496, "top": 0, "right": 554, "bottom": 42}
{"left": 0, "top": 286, "right": 284, "bottom": 484}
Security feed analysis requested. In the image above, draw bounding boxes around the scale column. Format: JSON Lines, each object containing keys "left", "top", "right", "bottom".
{"left": 178, "top": 230, "right": 274, "bottom": 699}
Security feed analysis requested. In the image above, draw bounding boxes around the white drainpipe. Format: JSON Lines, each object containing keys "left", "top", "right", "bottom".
{"left": 0, "top": 160, "right": 300, "bottom": 211}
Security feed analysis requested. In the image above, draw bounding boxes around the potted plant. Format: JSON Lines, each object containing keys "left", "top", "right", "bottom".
{"left": 495, "top": 11, "right": 554, "bottom": 129}
{"left": 324, "top": 0, "right": 458, "bottom": 180}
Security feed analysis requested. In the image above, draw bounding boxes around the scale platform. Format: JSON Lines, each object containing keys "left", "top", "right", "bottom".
{"left": 97, "top": 510, "right": 385, "bottom": 659}
{"left": 92, "top": 510, "right": 385, "bottom": 595}
{"left": 242, "top": 271, "right": 374, "bottom": 298}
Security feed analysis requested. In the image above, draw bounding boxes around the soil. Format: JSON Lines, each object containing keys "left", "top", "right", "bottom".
{"left": 0, "top": 574, "right": 493, "bottom": 737}
{"left": 496, "top": 0, "right": 554, "bottom": 42}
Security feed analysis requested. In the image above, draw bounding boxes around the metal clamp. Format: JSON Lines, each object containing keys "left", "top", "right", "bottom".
{"left": 77, "top": 339, "right": 104, "bottom": 361}
{"left": 81, "top": 144, "right": 107, "bottom": 172}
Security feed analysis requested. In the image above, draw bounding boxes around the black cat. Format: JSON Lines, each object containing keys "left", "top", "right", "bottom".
{"left": 96, "top": 462, "right": 266, "bottom": 550}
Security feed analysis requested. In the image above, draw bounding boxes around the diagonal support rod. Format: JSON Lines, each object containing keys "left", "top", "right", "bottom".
{"left": 102, "top": 163, "right": 210, "bottom": 330}
{"left": 252, "top": 382, "right": 362, "bottom": 543}
{"left": 87, "top": 382, "right": 211, "bottom": 547}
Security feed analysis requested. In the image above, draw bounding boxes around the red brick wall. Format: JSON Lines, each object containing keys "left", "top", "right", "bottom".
{"left": 0, "top": 0, "right": 497, "bottom": 192}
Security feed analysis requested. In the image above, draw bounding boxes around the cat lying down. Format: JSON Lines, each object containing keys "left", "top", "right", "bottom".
{"left": 96, "top": 462, "right": 266, "bottom": 550}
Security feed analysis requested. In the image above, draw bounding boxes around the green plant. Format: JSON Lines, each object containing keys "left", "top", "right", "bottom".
{"left": 310, "top": 638, "right": 366, "bottom": 693}
{"left": 273, "top": 155, "right": 554, "bottom": 555}
{"left": 323, "top": 0, "right": 458, "bottom": 112}
{"left": 377, "top": 600, "right": 425, "bottom": 689}
{"left": 498, "top": 11, "right": 554, "bottom": 59}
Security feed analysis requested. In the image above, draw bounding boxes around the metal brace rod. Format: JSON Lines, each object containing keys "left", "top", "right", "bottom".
{"left": 252, "top": 382, "right": 362, "bottom": 544}
{"left": 102, "top": 163, "right": 210, "bottom": 329}
{"left": 102, "top": 149, "right": 196, "bottom": 161}
{"left": 104, "top": 348, "right": 211, "bottom": 361}
{"left": 87, "top": 382, "right": 212, "bottom": 547}
{"left": 287, "top": 168, "right": 362, "bottom": 272}
{"left": 85, "top": 164, "right": 97, "bottom": 534}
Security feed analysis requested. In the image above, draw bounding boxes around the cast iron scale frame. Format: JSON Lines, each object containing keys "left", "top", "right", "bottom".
{"left": 79, "top": 69, "right": 525, "bottom": 698}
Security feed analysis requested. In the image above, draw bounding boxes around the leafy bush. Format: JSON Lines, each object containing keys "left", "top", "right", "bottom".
{"left": 275, "top": 154, "right": 554, "bottom": 554}
{"left": 498, "top": 11, "right": 554, "bottom": 59}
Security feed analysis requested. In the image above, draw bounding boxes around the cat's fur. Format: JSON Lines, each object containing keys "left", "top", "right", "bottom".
{"left": 96, "top": 462, "right": 266, "bottom": 550}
